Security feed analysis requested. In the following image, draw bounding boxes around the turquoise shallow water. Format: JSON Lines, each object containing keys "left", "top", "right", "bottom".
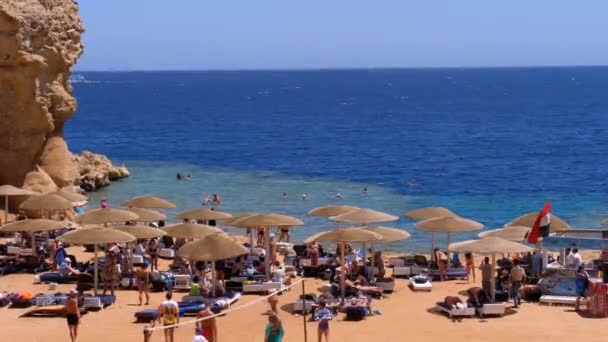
{"left": 85, "top": 161, "right": 608, "bottom": 253}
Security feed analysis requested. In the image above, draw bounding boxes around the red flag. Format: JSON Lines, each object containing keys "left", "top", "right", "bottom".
{"left": 527, "top": 201, "right": 551, "bottom": 244}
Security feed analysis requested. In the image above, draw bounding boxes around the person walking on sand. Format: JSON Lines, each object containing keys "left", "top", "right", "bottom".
{"left": 575, "top": 265, "right": 590, "bottom": 311}
{"left": 510, "top": 259, "right": 526, "bottom": 308}
{"left": 196, "top": 307, "right": 217, "bottom": 342}
{"left": 159, "top": 292, "right": 179, "bottom": 342}
{"left": 66, "top": 289, "right": 80, "bottom": 342}
{"left": 479, "top": 257, "right": 493, "bottom": 294}
{"left": 143, "top": 321, "right": 155, "bottom": 342}
{"left": 136, "top": 264, "right": 151, "bottom": 305}
{"left": 265, "top": 314, "right": 285, "bottom": 342}
{"left": 314, "top": 302, "right": 333, "bottom": 342}
{"left": 464, "top": 253, "right": 476, "bottom": 282}
{"left": 434, "top": 248, "right": 448, "bottom": 281}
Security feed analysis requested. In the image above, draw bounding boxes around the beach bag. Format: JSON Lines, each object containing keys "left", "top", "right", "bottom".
{"left": 303, "top": 266, "right": 319, "bottom": 278}
{"left": 134, "top": 309, "right": 160, "bottom": 323}
{"left": 345, "top": 306, "right": 367, "bottom": 321}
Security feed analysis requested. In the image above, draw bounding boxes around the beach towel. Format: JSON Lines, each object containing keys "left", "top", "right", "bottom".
{"left": 135, "top": 309, "right": 160, "bottom": 323}
{"left": 345, "top": 306, "right": 367, "bottom": 321}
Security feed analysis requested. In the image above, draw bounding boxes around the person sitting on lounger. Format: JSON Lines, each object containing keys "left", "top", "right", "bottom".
{"left": 59, "top": 258, "right": 79, "bottom": 277}
{"left": 345, "top": 277, "right": 383, "bottom": 297}
{"left": 444, "top": 296, "right": 466, "bottom": 309}
{"left": 467, "top": 287, "right": 491, "bottom": 307}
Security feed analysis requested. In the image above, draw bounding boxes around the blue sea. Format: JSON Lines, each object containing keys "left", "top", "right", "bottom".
{"left": 65, "top": 67, "right": 608, "bottom": 252}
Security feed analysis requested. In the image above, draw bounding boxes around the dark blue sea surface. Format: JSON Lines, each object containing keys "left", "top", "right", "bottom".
{"left": 65, "top": 68, "right": 608, "bottom": 249}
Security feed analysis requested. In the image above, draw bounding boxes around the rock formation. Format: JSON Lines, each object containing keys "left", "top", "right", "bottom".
{"left": 0, "top": 0, "right": 128, "bottom": 196}
{"left": 73, "top": 151, "right": 130, "bottom": 191}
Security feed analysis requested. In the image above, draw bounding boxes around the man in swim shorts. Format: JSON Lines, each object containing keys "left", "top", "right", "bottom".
{"left": 66, "top": 289, "right": 80, "bottom": 342}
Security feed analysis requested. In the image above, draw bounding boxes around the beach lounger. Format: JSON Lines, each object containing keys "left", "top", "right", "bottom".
{"left": 540, "top": 295, "right": 585, "bottom": 306}
{"left": 435, "top": 302, "right": 475, "bottom": 318}
{"left": 82, "top": 294, "right": 116, "bottom": 311}
{"left": 158, "top": 248, "right": 175, "bottom": 259}
{"left": 173, "top": 274, "right": 191, "bottom": 291}
{"left": 178, "top": 302, "right": 205, "bottom": 316}
{"left": 135, "top": 309, "right": 160, "bottom": 323}
{"left": 181, "top": 295, "right": 205, "bottom": 304}
{"left": 262, "top": 281, "right": 285, "bottom": 294}
{"left": 10, "top": 296, "right": 34, "bottom": 308}
{"left": 429, "top": 268, "right": 468, "bottom": 280}
{"left": 393, "top": 266, "right": 411, "bottom": 277}
{"left": 409, "top": 275, "right": 432, "bottom": 292}
{"left": 477, "top": 302, "right": 506, "bottom": 317}
{"left": 285, "top": 266, "right": 297, "bottom": 277}
{"left": 7, "top": 246, "right": 22, "bottom": 255}
{"left": 34, "top": 293, "right": 68, "bottom": 307}
{"left": 389, "top": 257, "right": 405, "bottom": 267}
{"left": 229, "top": 276, "right": 248, "bottom": 283}
{"left": 20, "top": 305, "right": 66, "bottom": 318}
{"left": 293, "top": 299, "right": 315, "bottom": 313}
{"left": 375, "top": 279, "right": 396, "bottom": 292}
{"left": 210, "top": 292, "right": 241, "bottom": 312}
{"left": 36, "top": 272, "right": 80, "bottom": 284}
{"left": 243, "top": 283, "right": 264, "bottom": 293}
{"left": 131, "top": 255, "right": 145, "bottom": 265}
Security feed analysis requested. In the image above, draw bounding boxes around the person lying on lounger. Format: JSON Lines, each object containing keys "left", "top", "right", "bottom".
{"left": 344, "top": 277, "right": 383, "bottom": 297}
{"left": 59, "top": 258, "right": 79, "bottom": 277}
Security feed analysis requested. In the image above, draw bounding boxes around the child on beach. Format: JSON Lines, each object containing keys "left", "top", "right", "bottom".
{"left": 314, "top": 302, "right": 333, "bottom": 342}
{"left": 265, "top": 314, "right": 285, "bottom": 342}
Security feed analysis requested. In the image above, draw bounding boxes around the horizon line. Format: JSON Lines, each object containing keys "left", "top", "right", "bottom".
{"left": 73, "top": 64, "right": 608, "bottom": 73}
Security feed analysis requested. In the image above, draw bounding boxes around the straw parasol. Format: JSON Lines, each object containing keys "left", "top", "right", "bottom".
{"left": 307, "top": 205, "right": 359, "bottom": 217}
{"left": 177, "top": 232, "right": 249, "bottom": 297}
{"left": 449, "top": 236, "right": 533, "bottom": 299}
{"left": 361, "top": 226, "right": 411, "bottom": 274}
{"left": 0, "top": 219, "right": 67, "bottom": 232}
{"left": 0, "top": 185, "right": 36, "bottom": 223}
{"left": 404, "top": 206, "right": 457, "bottom": 221}
{"left": 114, "top": 225, "right": 167, "bottom": 239}
{"left": 228, "top": 213, "right": 304, "bottom": 279}
{"left": 222, "top": 212, "right": 258, "bottom": 226}
{"left": 306, "top": 227, "right": 383, "bottom": 302}
{"left": 416, "top": 216, "right": 483, "bottom": 258}
{"left": 163, "top": 223, "right": 222, "bottom": 239}
{"left": 505, "top": 212, "right": 571, "bottom": 232}
{"left": 58, "top": 227, "right": 136, "bottom": 295}
{"left": 19, "top": 193, "right": 73, "bottom": 211}
{"left": 0, "top": 209, "right": 15, "bottom": 224}
{"left": 127, "top": 208, "right": 166, "bottom": 222}
{"left": 121, "top": 196, "right": 176, "bottom": 209}
{"left": 228, "top": 234, "right": 251, "bottom": 245}
{"left": 175, "top": 208, "right": 232, "bottom": 221}
{"left": 74, "top": 208, "right": 139, "bottom": 225}
{"left": 329, "top": 208, "right": 398, "bottom": 225}
{"left": 478, "top": 226, "right": 531, "bottom": 242}
{"left": 53, "top": 188, "right": 88, "bottom": 204}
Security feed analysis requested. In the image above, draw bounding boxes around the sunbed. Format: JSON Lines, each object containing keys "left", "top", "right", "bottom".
{"left": 158, "top": 248, "right": 175, "bottom": 259}
{"left": 540, "top": 295, "right": 585, "bottom": 306}
{"left": 20, "top": 305, "right": 66, "bottom": 317}
{"left": 476, "top": 302, "right": 506, "bottom": 317}
{"left": 34, "top": 293, "right": 68, "bottom": 307}
{"left": 429, "top": 268, "right": 468, "bottom": 280}
{"left": 209, "top": 291, "right": 241, "bottom": 312}
{"left": 82, "top": 294, "right": 116, "bottom": 311}
{"left": 435, "top": 302, "right": 475, "bottom": 318}
{"left": 409, "top": 275, "right": 432, "bottom": 292}
{"left": 375, "top": 278, "right": 396, "bottom": 292}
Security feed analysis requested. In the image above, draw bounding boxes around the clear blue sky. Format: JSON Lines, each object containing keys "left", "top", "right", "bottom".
{"left": 76, "top": 0, "right": 608, "bottom": 71}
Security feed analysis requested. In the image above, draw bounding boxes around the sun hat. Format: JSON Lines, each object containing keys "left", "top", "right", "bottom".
{"left": 64, "top": 257, "right": 71, "bottom": 263}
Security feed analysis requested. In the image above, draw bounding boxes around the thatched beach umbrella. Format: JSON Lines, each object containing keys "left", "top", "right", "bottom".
{"left": 361, "top": 226, "right": 411, "bottom": 275}
{"left": 127, "top": 208, "right": 166, "bottom": 223}
{"left": 416, "top": 216, "right": 483, "bottom": 258}
{"left": 114, "top": 225, "right": 167, "bottom": 239}
{"left": 175, "top": 208, "right": 232, "bottom": 221}
{"left": 19, "top": 193, "right": 73, "bottom": 211}
{"left": 58, "top": 227, "right": 136, "bottom": 295}
{"left": 404, "top": 206, "right": 456, "bottom": 221}
{"left": 0, "top": 219, "right": 67, "bottom": 233}
{"left": 74, "top": 208, "right": 139, "bottom": 225}
{"left": 121, "top": 196, "right": 176, "bottom": 209}
{"left": 222, "top": 213, "right": 258, "bottom": 254}
{"left": 229, "top": 213, "right": 304, "bottom": 279}
{"left": 329, "top": 208, "right": 398, "bottom": 225}
{"left": 177, "top": 232, "right": 249, "bottom": 297}
{"left": 306, "top": 227, "right": 383, "bottom": 302}
{"left": 0, "top": 185, "right": 36, "bottom": 223}
{"left": 506, "top": 212, "right": 571, "bottom": 232}
{"left": 307, "top": 205, "right": 359, "bottom": 217}
{"left": 449, "top": 237, "right": 533, "bottom": 299}
{"left": 478, "top": 226, "right": 531, "bottom": 242}
{"left": 163, "top": 223, "right": 222, "bottom": 239}
{"left": 53, "top": 188, "right": 88, "bottom": 204}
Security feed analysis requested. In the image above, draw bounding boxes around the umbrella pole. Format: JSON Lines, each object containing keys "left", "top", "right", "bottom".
{"left": 212, "top": 260, "right": 216, "bottom": 298}
{"left": 431, "top": 232, "right": 436, "bottom": 261}
{"left": 446, "top": 232, "right": 451, "bottom": 258}
{"left": 265, "top": 227, "right": 270, "bottom": 280}
{"left": 362, "top": 242, "right": 366, "bottom": 264}
{"left": 249, "top": 228, "right": 254, "bottom": 255}
{"left": 94, "top": 244, "right": 99, "bottom": 296}
{"left": 4, "top": 194, "right": 8, "bottom": 224}
{"left": 340, "top": 242, "right": 345, "bottom": 304}
{"left": 370, "top": 244, "right": 376, "bottom": 283}
{"left": 491, "top": 252, "right": 496, "bottom": 301}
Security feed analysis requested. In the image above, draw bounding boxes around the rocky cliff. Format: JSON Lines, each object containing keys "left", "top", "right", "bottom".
{"left": 0, "top": 0, "right": 128, "bottom": 195}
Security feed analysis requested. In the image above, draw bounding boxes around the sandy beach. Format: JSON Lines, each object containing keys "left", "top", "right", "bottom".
{"left": 0, "top": 246, "right": 604, "bottom": 342}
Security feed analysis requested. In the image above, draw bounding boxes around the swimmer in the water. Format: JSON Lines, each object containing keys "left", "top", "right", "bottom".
{"left": 282, "top": 193, "right": 288, "bottom": 200}
{"left": 363, "top": 187, "right": 368, "bottom": 193}
{"left": 186, "top": 174, "right": 191, "bottom": 181}
{"left": 202, "top": 196, "right": 211, "bottom": 206}
{"left": 405, "top": 181, "right": 416, "bottom": 187}
{"left": 335, "top": 193, "right": 342, "bottom": 199}
{"left": 302, "top": 194, "right": 308, "bottom": 200}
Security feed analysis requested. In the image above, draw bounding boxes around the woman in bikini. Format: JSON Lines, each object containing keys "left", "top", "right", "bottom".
{"left": 464, "top": 253, "right": 476, "bottom": 282}
{"left": 147, "top": 239, "right": 159, "bottom": 271}
{"left": 136, "top": 264, "right": 151, "bottom": 305}
{"left": 66, "top": 290, "right": 80, "bottom": 342}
